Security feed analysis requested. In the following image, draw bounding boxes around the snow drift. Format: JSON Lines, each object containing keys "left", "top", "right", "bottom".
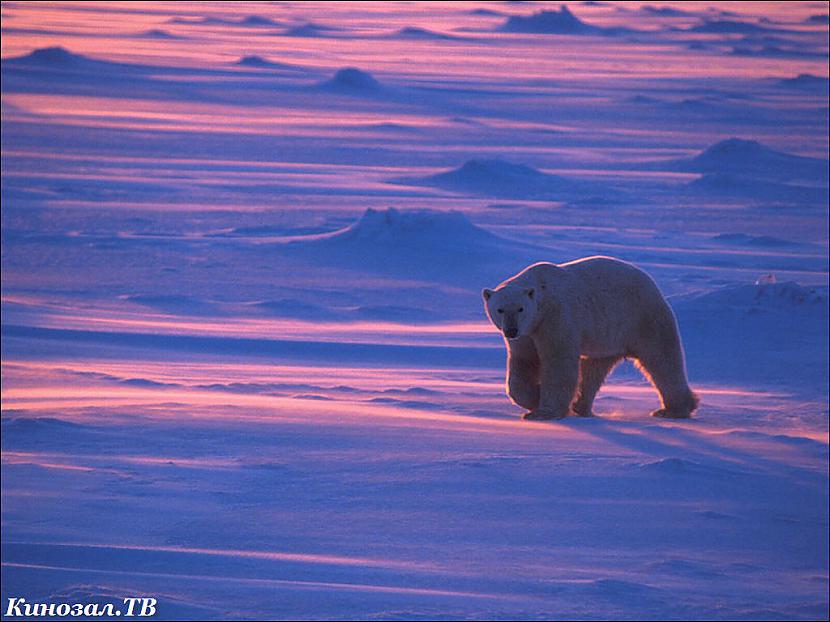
{"left": 280, "top": 207, "right": 541, "bottom": 284}
{"left": 686, "top": 173, "right": 829, "bottom": 204}
{"left": 316, "top": 68, "right": 386, "bottom": 95}
{"left": 391, "top": 158, "right": 608, "bottom": 199}
{"left": 670, "top": 138, "right": 828, "bottom": 183}
{"left": 498, "top": 6, "right": 606, "bottom": 35}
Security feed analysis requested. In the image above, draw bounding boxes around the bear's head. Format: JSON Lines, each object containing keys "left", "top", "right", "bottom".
{"left": 482, "top": 285, "right": 537, "bottom": 340}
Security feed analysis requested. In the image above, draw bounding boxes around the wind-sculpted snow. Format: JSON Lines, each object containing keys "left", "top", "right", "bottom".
{"left": 234, "top": 55, "right": 303, "bottom": 72}
{"left": 388, "top": 27, "right": 464, "bottom": 41}
{"left": 686, "top": 173, "right": 829, "bottom": 204}
{"left": 134, "top": 29, "right": 187, "bottom": 40}
{"left": 662, "top": 138, "right": 829, "bottom": 186}
{"left": 669, "top": 281, "right": 829, "bottom": 392}
{"left": 282, "top": 22, "right": 340, "bottom": 38}
{"left": 777, "top": 73, "right": 830, "bottom": 92}
{"left": 672, "top": 280, "right": 828, "bottom": 310}
{"left": 279, "top": 207, "right": 541, "bottom": 285}
{"left": 392, "top": 158, "right": 612, "bottom": 199}
{"left": 709, "top": 233, "right": 804, "bottom": 248}
{"left": 625, "top": 136, "right": 830, "bottom": 203}
{"left": 1, "top": 1, "right": 828, "bottom": 619}
{"left": 687, "top": 18, "right": 783, "bottom": 34}
{"left": 168, "top": 15, "right": 283, "bottom": 28}
{"left": 316, "top": 67, "right": 386, "bottom": 95}
{"left": 1, "top": 47, "right": 142, "bottom": 77}
{"left": 308, "top": 207, "right": 500, "bottom": 245}
{"left": 638, "top": 5, "right": 698, "bottom": 18}
{"left": 498, "top": 6, "right": 626, "bottom": 35}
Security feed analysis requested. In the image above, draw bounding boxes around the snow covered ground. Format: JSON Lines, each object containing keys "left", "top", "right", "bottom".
{"left": 1, "top": 2, "right": 828, "bottom": 620}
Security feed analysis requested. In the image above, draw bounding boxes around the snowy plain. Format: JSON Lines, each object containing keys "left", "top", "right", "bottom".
{"left": 1, "top": 1, "right": 828, "bottom": 620}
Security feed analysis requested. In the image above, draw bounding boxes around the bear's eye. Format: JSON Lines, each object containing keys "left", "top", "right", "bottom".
{"left": 518, "top": 307, "right": 524, "bottom": 313}
{"left": 497, "top": 308, "right": 504, "bottom": 314}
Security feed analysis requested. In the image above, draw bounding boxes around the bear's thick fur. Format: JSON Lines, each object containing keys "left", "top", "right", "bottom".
{"left": 483, "top": 257, "right": 698, "bottom": 420}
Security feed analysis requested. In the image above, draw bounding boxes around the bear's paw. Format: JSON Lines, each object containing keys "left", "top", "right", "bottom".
{"left": 650, "top": 408, "right": 692, "bottom": 419}
{"left": 523, "top": 408, "right": 570, "bottom": 421}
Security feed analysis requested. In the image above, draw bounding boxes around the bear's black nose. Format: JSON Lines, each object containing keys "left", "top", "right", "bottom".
{"left": 504, "top": 327, "right": 518, "bottom": 339}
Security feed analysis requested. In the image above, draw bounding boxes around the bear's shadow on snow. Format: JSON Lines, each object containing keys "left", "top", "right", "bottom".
{"left": 544, "top": 415, "right": 817, "bottom": 482}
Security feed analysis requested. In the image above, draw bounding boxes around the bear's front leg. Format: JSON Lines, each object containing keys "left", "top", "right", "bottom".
{"left": 507, "top": 335, "right": 541, "bottom": 411}
{"left": 524, "top": 349, "right": 580, "bottom": 421}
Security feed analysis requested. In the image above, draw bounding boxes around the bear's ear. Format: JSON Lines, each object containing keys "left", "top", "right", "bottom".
{"left": 526, "top": 288, "right": 535, "bottom": 299}
{"left": 482, "top": 288, "right": 493, "bottom": 301}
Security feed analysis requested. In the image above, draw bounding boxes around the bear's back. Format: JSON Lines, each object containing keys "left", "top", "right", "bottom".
{"left": 559, "top": 256, "right": 670, "bottom": 340}
{"left": 560, "top": 256, "right": 659, "bottom": 298}
{"left": 500, "top": 257, "right": 662, "bottom": 307}
{"left": 561, "top": 255, "right": 639, "bottom": 274}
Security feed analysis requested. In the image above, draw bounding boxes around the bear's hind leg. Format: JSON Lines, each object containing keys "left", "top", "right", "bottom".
{"left": 571, "top": 355, "right": 622, "bottom": 417}
{"left": 507, "top": 336, "right": 540, "bottom": 411}
{"left": 632, "top": 316, "right": 698, "bottom": 419}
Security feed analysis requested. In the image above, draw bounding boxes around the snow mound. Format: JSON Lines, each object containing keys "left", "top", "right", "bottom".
{"left": 673, "top": 138, "right": 828, "bottom": 183}
{"left": 280, "top": 208, "right": 537, "bottom": 284}
{"left": 498, "top": 6, "right": 599, "bottom": 34}
{"left": 673, "top": 281, "right": 827, "bottom": 310}
{"left": 776, "top": 73, "right": 830, "bottom": 92}
{"left": 2, "top": 46, "right": 137, "bottom": 77}
{"left": 688, "top": 19, "right": 775, "bottom": 34}
{"left": 672, "top": 280, "right": 828, "bottom": 390}
{"left": 137, "top": 29, "right": 184, "bottom": 40}
{"left": 436, "top": 158, "right": 545, "bottom": 183}
{"left": 640, "top": 5, "right": 693, "bottom": 17}
{"left": 390, "top": 27, "right": 460, "bottom": 40}
{"left": 637, "top": 457, "right": 741, "bottom": 476}
{"left": 317, "top": 68, "right": 385, "bottom": 94}
{"left": 318, "top": 207, "right": 500, "bottom": 246}
{"left": 234, "top": 55, "right": 299, "bottom": 71}
{"left": 663, "top": 96, "right": 724, "bottom": 113}
{"left": 236, "top": 55, "right": 272, "bottom": 67}
{"left": 395, "top": 158, "right": 601, "bottom": 199}
{"left": 173, "top": 15, "right": 280, "bottom": 27}
{"left": 625, "top": 94, "right": 663, "bottom": 104}
{"left": 731, "top": 44, "right": 824, "bottom": 60}
{"left": 10, "top": 46, "right": 88, "bottom": 67}
{"left": 284, "top": 22, "right": 335, "bottom": 37}
{"left": 695, "top": 138, "right": 785, "bottom": 166}
{"left": 239, "top": 15, "right": 280, "bottom": 27}
{"left": 709, "top": 233, "right": 800, "bottom": 248}
{"left": 168, "top": 15, "right": 278, "bottom": 27}
{"left": 469, "top": 8, "right": 504, "bottom": 17}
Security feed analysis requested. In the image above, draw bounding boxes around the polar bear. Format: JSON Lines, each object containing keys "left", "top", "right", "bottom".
{"left": 483, "top": 257, "right": 698, "bottom": 420}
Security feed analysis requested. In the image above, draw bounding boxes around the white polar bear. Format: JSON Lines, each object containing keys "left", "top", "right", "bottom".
{"left": 483, "top": 256, "right": 698, "bottom": 420}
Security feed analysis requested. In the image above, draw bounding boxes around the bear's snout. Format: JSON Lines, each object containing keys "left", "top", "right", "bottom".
{"left": 503, "top": 323, "right": 519, "bottom": 339}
